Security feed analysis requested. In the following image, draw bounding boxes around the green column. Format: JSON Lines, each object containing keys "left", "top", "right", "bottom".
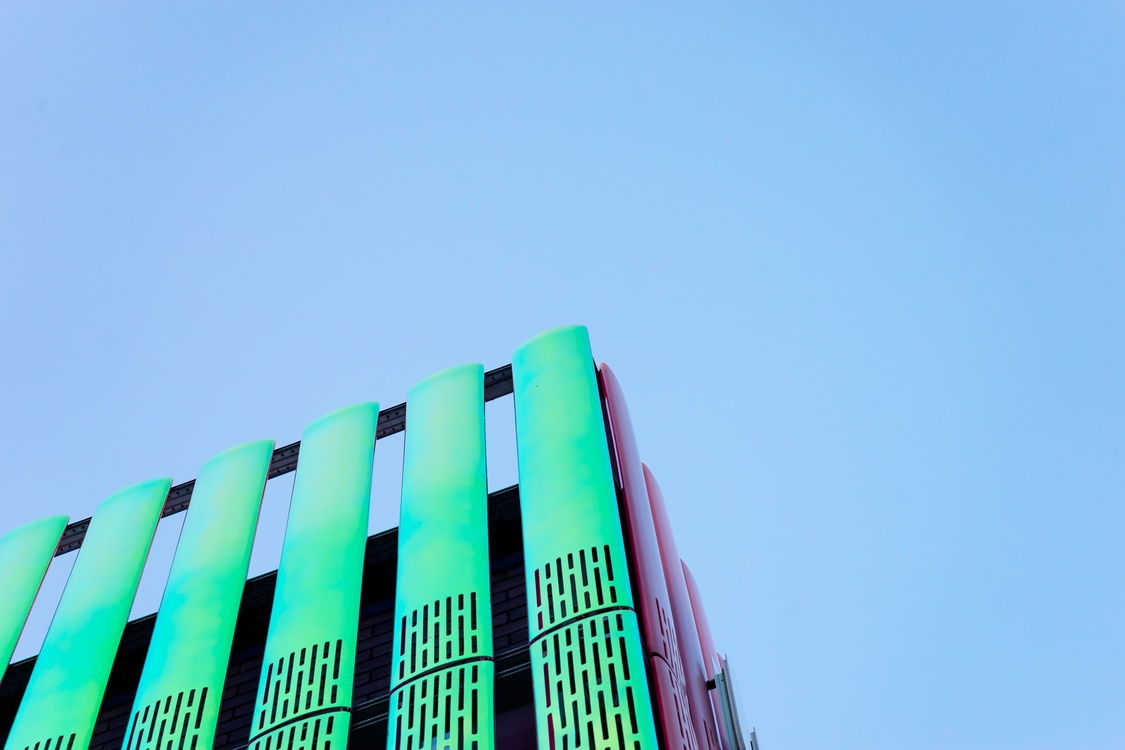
{"left": 4, "top": 478, "right": 170, "bottom": 750}
{"left": 0, "top": 515, "right": 68, "bottom": 682}
{"left": 121, "top": 440, "right": 274, "bottom": 750}
{"left": 512, "top": 325, "right": 659, "bottom": 750}
{"left": 247, "top": 402, "right": 378, "bottom": 750}
{"left": 387, "top": 364, "right": 494, "bottom": 750}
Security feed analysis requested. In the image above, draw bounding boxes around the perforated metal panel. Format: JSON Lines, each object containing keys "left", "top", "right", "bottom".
{"left": 246, "top": 402, "right": 379, "bottom": 750}
{"left": 512, "top": 326, "right": 659, "bottom": 750}
{"left": 0, "top": 515, "right": 67, "bottom": 682}
{"left": 531, "top": 545, "right": 624, "bottom": 632}
{"left": 4, "top": 478, "right": 169, "bottom": 750}
{"left": 600, "top": 363, "right": 700, "bottom": 750}
{"left": 395, "top": 592, "right": 485, "bottom": 683}
{"left": 532, "top": 611, "right": 653, "bottom": 750}
{"left": 123, "top": 687, "right": 209, "bottom": 750}
{"left": 391, "top": 661, "right": 489, "bottom": 750}
{"left": 387, "top": 364, "right": 494, "bottom": 750}
{"left": 652, "top": 605, "right": 696, "bottom": 750}
{"left": 14, "top": 735, "right": 74, "bottom": 750}
{"left": 646, "top": 468, "right": 721, "bottom": 750}
{"left": 253, "top": 639, "right": 347, "bottom": 749}
{"left": 122, "top": 440, "right": 273, "bottom": 750}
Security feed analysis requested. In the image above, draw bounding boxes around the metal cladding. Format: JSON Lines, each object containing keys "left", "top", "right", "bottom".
{"left": 247, "top": 402, "right": 379, "bottom": 750}
{"left": 646, "top": 466, "right": 722, "bottom": 750}
{"left": 682, "top": 562, "right": 734, "bottom": 750}
{"left": 513, "top": 326, "right": 659, "bottom": 750}
{"left": 388, "top": 364, "right": 494, "bottom": 750}
{"left": 599, "top": 364, "right": 700, "bottom": 750}
{"left": 0, "top": 515, "right": 67, "bottom": 683}
{"left": 123, "top": 440, "right": 274, "bottom": 750}
{"left": 0, "top": 326, "right": 745, "bottom": 750}
{"left": 4, "top": 478, "right": 170, "bottom": 750}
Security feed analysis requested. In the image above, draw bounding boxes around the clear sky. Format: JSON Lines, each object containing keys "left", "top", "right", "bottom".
{"left": 1, "top": 3, "right": 1122, "bottom": 749}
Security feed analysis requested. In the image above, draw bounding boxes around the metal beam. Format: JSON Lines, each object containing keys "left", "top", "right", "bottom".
{"left": 54, "top": 365, "right": 513, "bottom": 557}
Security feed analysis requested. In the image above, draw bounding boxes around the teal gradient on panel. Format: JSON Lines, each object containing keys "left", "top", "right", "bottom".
{"left": 4, "top": 479, "right": 169, "bottom": 750}
{"left": 512, "top": 326, "right": 658, "bottom": 750}
{"left": 387, "top": 364, "right": 494, "bottom": 750}
{"left": 122, "top": 440, "right": 273, "bottom": 750}
{"left": 0, "top": 515, "right": 68, "bottom": 682}
{"left": 512, "top": 325, "right": 635, "bottom": 625}
{"left": 394, "top": 364, "right": 491, "bottom": 662}
{"left": 247, "top": 402, "right": 378, "bottom": 749}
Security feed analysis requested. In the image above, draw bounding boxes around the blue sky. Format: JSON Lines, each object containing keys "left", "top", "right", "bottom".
{"left": 1, "top": 3, "right": 1122, "bottom": 749}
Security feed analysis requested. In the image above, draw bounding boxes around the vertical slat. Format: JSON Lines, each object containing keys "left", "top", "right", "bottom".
{"left": 647, "top": 466, "right": 723, "bottom": 750}
{"left": 386, "top": 364, "right": 494, "bottom": 750}
{"left": 245, "top": 403, "right": 378, "bottom": 750}
{"left": 600, "top": 363, "right": 701, "bottom": 750}
{"left": 683, "top": 561, "right": 735, "bottom": 750}
{"left": 5, "top": 478, "right": 170, "bottom": 750}
{"left": 122, "top": 440, "right": 274, "bottom": 750}
{"left": 513, "top": 325, "right": 658, "bottom": 750}
{"left": 0, "top": 515, "right": 68, "bottom": 682}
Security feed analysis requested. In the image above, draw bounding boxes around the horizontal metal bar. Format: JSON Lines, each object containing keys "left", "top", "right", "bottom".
{"left": 54, "top": 364, "right": 514, "bottom": 557}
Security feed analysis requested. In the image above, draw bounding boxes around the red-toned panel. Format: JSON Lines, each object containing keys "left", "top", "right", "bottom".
{"left": 598, "top": 364, "right": 674, "bottom": 658}
{"left": 684, "top": 560, "right": 734, "bottom": 750}
{"left": 649, "top": 657, "right": 699, "bottom": 750}
{"left": 646, "top": 465, "right": 722, "bottom": 750}
{"left": 599, "top": 363, "right": 700, "bottom": 750}
{"left": 682, "top": 561, "right": 719, "bottom": 677}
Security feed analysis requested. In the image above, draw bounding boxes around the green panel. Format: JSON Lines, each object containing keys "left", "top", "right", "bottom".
{"left": 5, "top": 478, "right": 170, "bottom": 750}
{"left": 387, "top": 364, "right": 494, "bottom": 750}
{"left": 512, "top": 326, "right": 635, "bottom": 625}
{"left": 512, "top": 325, "right": 659, "bottom": 750}
{"left": 122, "top": 440, "right": 274, "bottom": 750}
{"left": 0, "top": 515, "right": 68, "bottom": 682}
{"left": 247, "top": 402, "right": 378, "bottom": 750}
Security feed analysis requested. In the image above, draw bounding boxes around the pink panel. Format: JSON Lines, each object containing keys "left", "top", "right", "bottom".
{"left": 649, "top": 656, "right": 699, "bottom": 750}
{"left": 646, "top": 465, "right": 722, "bottom": 750}
{"left": 598, "top": 364, "right": 699, "bottom": 750}
{"left": 684, "top": 560, "right": 734, "bottom": 750}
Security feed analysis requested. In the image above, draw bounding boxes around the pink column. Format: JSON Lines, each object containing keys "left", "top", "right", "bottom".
{"left": 683, "top": 560, "right": 735, "bottom": 750}
{"left": 646, "top": 464, "right": 723, "bottom": 750}
{"left": 599, "top": 364, "right": 700, "bottom": 750}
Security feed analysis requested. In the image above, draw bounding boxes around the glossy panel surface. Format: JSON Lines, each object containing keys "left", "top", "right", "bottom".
{"left": 646, "top": 466, "right": 721, "bottom": 750}
{"left": 247, "top": 403, "right": 378, "bottom": 750}
{"left": 600, "top": 363, "right": 699, "bottom": 750}
{"left": 0, "top": 515, "right": 68, "bottom": 682}
{"left": 387, "top": 364, "right": 494, "bottom": 750}
{"left": 682, "top": 563, "right": 719, "bottom": 677}
{"left": 123, "top": 440, "right": 273, "bottom": 750}
{"left": 4, "top": 479, "right": 169, "bottom": 750}
{"left": 513, "top": 327, "right": 636, "bottom": 627}
{"left": 683, "top": 562, "right": 734, "bottom": 750}
{"left": 513, "top": 326, "right": 658, "bottom": 750}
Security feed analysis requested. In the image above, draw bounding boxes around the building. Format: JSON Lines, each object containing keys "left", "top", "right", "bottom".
{"left": 0, "top": 326, "right": 756, "bottom": 750}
